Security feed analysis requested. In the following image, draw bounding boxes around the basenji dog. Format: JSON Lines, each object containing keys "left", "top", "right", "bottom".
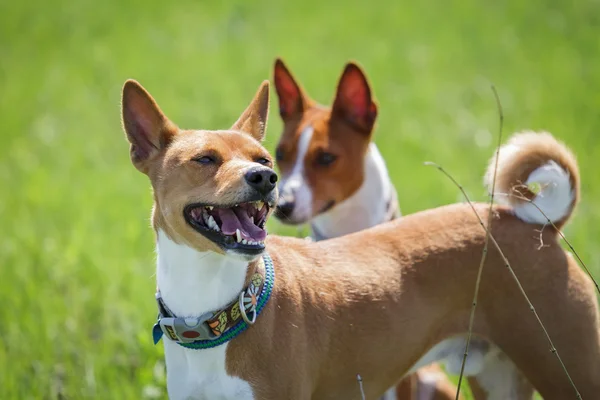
{"left": 272, "top": 59, "right": 399, "bottom": 240}
{"left": 272, "top": 59, "right": 458, "bottom": 400}
{"left": 121, "top": 78, "right": 600, "bottom": 400}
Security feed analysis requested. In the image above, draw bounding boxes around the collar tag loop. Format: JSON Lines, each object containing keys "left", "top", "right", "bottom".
{"left": 152, "top": 252, "right": 275, "bottom": 350}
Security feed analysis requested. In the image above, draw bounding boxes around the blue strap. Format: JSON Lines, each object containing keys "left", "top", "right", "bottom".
{"left": 152, "top": 253, "right": 275, "bottom": 350}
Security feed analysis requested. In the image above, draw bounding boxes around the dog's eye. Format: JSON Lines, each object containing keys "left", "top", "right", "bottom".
{"left": 275, "top": 147, "right": 284, "bottom": 162}
{"left": 316, "top": 152, "right": 337, "bottom": 167}
{"left": 193, "top": 156, "right": 215, "bottom": 164}
{"left": 256, "top": 157, "right": 271, "bottom": 166}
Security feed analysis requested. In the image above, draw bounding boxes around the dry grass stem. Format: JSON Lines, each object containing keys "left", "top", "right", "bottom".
{"left": 451, "top": 85, "right": 504, "bottom": 399}
{"left": 425, "top": 161, "right": 582, "bottom": 399}
{"left": 497, "top": 191, "right": 599, "bottom": 295}
{"left": 356, "top": 374, "right": 366, "bottom": 400}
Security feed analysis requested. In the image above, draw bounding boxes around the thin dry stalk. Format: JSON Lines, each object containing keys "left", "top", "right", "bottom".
{"left": 425, "top": 161, "right": 582, "bottom": 399}
{"left": 356, "top": 374, "right": 366, "bottom": 400}
{"left": 450, "top": 85, "right": 504, "bottom": 400}
{"left": 533, "top": 224, "right": 550, "bottom": 251}
{"left": 497, "top": 191, "right": 600, "bottom": 295}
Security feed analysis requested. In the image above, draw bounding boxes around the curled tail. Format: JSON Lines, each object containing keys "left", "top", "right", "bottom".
{"left": 484, "top": 131, "right": 580, "bottom": 229}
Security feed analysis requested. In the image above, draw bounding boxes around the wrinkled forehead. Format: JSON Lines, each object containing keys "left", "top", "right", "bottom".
{"left": 168, "top": 130, "right": 269, "bottom": 159}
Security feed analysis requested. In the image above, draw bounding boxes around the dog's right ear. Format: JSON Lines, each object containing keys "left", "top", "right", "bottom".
{"left": 231, "top": 80, "right": 270, "bottom": 142}
{"left": 121, "top": 80, "right": 177, "bottom": 173}
{"left": 273, "top": 58, "right": 306, "bottom": 119}
{"left": 332, "top": 63, "right": 378, "bottom": 135}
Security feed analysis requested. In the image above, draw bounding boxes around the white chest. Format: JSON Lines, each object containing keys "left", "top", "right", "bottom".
{"left": 156, "top": 231, "right": 255, "bottom": 400}
{"left": 311, "top": 143, "right": 394, "bottom": 239}
{"left": 164, "top": 341, "right": 254, "bottom": 400}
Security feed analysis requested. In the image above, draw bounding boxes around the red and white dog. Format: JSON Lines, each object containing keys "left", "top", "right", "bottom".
{"left": 121, "top": 78, "right": 600, "bottom": 400}
{"left": 272, "top": 59, "right": 459, "bottom": 399}
{"left": 272, "top": 59, "right": 399, "bottom": 240}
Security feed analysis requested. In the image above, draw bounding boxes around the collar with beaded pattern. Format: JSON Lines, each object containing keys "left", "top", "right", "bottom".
{"left": 152, "top": 252, "right": 275, "bottom": 350}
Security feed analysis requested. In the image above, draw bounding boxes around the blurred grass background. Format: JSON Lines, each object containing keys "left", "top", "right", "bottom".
{"left": 1, "top": 0, "right": 599, "bottom": 398}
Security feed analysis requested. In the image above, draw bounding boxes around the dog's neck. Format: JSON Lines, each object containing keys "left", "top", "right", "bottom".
{"left": 156, "top": 230, "right": 251, "bottom": 318}
{"left": 311, "top": 143, "right": 394, "bottom": 240}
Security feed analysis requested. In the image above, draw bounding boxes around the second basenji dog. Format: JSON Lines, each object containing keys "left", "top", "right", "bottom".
{"left": 272, "top": 59, "right": 399, "bottom": 240}
{"left": 121, "top": 78, "right": 600, "bottom": 400}
{"left": 272, "top": 59, "right": 459, "bottom": 400}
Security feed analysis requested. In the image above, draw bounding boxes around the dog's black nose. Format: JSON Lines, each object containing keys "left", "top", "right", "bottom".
{"left": 245, "top": 167, "right": 278, "bottom": 196}
{"left": 275, "top": 199, "right": 295, "bottom": 219}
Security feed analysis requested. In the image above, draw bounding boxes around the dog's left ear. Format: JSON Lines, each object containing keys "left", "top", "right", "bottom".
{"left": 231, "top": 81, "right": 270, "bottom": 142}
{"left": 121, "top": 79, "right": 177, "bottom": 173}
{"left": 332, "top": 63, "right": 378, "bottom": 135}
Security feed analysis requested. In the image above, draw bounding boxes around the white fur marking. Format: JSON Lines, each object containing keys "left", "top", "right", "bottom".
{"left": 485, "top": 132, "right": 574, "bottom": 224}
{"left": 407, "top": 338, "right": 526, "bottom": 400}
{"left": 380, "top": 388, "right": 398, "bottom": 400}
{"left": 311, "top": 143, "right": 394, "bottom": 238}
{"left": 157, "top": 231, "right": 255, "bottom": 400}
{"left": 474, "top": 348, "right": 524, "bottom": 400}
{"left": 516, "top": 161, "right": 573, "bottom": 224}
{"left": 278, "top": 125, "right": 314, "bottom": 222}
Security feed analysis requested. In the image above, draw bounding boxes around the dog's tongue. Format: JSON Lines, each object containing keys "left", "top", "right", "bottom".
{"left": 216, "top": 208, "right": 267, "bottom": 241}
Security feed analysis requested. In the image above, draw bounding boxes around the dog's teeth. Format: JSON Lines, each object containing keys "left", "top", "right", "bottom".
{"left": 206, "top": 206, "right": 214, "bottom": 211}
{"left": 242, "top": 239, "right": 247, "bottom": 245}
{"left": 236, "top": 229, "right": 242, "bottom": 243}
{"left": 250, "top": 216, "right": 254, "bottom": 224}
{"left": 208, "top": 215, "right": 216, "bottom": 227}
{"left": 257, "top": 201, "right": 265, "bottom": 210}
{"left": 213, "top": 224, "right": 220, "bottom": 232}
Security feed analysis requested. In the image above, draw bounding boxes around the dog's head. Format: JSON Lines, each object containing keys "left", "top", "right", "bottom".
{"left": 272, "top": 59, "right": 378, "bottom": 225}
{"left": 121, "top": 80, "right": 277, "bottom": 260}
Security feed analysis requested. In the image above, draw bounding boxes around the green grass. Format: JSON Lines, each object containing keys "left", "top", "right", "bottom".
{"left": 1, "top": 0, "right": 599, "bottom": 398}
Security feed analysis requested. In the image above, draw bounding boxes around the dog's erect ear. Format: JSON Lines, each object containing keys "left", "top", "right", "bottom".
{"left": 121, "top": 80, "right": 177, "bottom": 173}
{"left": 231, "top": 80, "right": 270, "bottom": 142}
{"left": 273, "top": 58, "right": 306, "bottom": 119}
{"left": 332, "top": 62, "right": 378, "bottom": 134}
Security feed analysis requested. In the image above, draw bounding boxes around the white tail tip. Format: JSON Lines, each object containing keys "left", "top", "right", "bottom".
{"left": 485, "top": 131, "right": 579, "bottom": 227}
{"left": 512, "top": 161, "right": 573, "bottom": 224}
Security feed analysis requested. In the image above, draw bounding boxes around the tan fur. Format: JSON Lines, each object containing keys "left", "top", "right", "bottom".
{"left": 274, "top": 59, "right": 458, "bottom": 399}
{"left": 122, "top": 79, "right": 275, "bottom": 253}
{"left": 123, "top": 80, "right": 600, "bottom": 399}
{"left": 232, "top": 82, "right": 270, "bottom": 142}
{"left": 226, "top": 205, "right": 600, "bottom": 399}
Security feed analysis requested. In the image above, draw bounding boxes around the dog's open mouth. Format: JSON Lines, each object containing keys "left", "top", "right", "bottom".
{"left": 184, "top": 201, "right": 270, "bottom": 253}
